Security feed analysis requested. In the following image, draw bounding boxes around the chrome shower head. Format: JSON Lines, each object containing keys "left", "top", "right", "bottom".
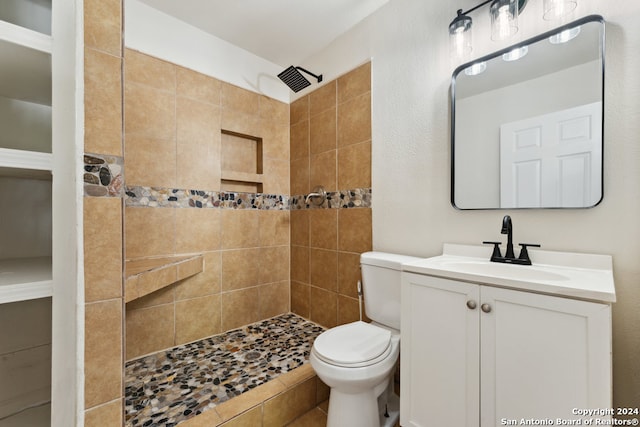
{"left": 277, "top": 66, "right": 323, "bottom": 93}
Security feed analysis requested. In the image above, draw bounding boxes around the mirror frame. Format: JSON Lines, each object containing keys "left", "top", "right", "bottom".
{"left": 450, "top": 15, "right": 605, "bottom": 210}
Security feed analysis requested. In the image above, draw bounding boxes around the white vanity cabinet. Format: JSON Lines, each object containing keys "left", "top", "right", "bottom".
{"left": 400, "top": 245, "right": 614, "bottom": 427}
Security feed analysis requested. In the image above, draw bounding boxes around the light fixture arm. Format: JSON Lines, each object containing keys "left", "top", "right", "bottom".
{"left": 455, "top": 0, "right": 527, "bottom": 18}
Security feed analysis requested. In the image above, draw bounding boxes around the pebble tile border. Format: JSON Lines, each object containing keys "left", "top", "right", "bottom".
{"left": 124, "top": 313, "right": 324, "bottom": 427}
{"left": 83, "top": 153, "right": 124, "bottom": 197}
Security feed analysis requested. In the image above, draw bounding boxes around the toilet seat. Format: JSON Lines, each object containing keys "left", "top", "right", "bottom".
{"left": 312, "top": 321, "right": 392, "bottom": 368}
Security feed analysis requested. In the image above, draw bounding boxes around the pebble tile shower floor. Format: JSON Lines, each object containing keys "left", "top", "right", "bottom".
{"left": 125, "top": 313, "right": 325, "bottom": 426}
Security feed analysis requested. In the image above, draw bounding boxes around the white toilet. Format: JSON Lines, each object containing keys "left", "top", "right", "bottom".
{"left": 310, "top": 251, "right": 421, "bottom": 427}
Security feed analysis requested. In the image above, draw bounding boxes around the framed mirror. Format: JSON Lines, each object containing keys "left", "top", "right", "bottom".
{"left": 451, "top": 15, "right": 604, "bottom": 209}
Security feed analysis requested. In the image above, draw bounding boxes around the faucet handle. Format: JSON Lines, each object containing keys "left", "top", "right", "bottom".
{"left": 482, "top": 241, "right": 503, "bottom": 262}
{"left": 517, "top": 243, "right": 541, "bottom": 264}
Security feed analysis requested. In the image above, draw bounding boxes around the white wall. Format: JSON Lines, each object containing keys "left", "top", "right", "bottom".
{"left": 300, "top": 0, "right": 640, "bottom": 408}
{"left": 124, "top": 0, "right": 291, "bottom": 103}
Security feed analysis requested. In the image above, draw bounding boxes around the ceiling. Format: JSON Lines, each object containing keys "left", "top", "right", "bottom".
{"left": 137, "top": 0, "right": 389, "bottom": 67}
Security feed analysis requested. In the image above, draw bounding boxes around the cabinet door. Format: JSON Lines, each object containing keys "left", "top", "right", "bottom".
{"left": 480, "top": 287, "right": 611, "bottom": 426}
{"left": 401, "top": 273, "right": 480, "bottom": 427}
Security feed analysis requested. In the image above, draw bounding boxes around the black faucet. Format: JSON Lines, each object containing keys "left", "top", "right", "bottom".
{"left": 483, "top": 215, "right": 540, "bottom": 265}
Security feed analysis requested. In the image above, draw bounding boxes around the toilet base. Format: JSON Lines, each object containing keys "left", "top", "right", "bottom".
{"left": 379, "top": 392, "right": 399, "bottom": 427}
{"left": 326, "top": 377, "right": 399, "bottom": 427}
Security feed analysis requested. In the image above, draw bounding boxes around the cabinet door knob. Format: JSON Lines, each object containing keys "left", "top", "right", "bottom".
{"left": 481, "top": 303, "right": 492, "bottom": 313}
{"left": 466, "top": 300, "right": 477, "bottom": 310}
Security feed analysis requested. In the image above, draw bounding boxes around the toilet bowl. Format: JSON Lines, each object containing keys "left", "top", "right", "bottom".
{"left": 309, "top": 251, "right": 421, "bottom": 427}
{"left": 310, "top": 321, "right": 400, "bottom": 427}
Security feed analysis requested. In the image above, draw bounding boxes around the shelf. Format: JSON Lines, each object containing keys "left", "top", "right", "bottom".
{"left": 125, "top": 254, "right": 204, "bottom": 303}
{"left": 0, "top": 148, "right": 52, "bottom": 173}
{"left": 0, "top": 257, "right": 52, "bottom": 304}
{"left": 0, "top": 20, "right": 51, "bottom": 105}
{"left": 220, "top": 171, "right": 263, "bottom": 184}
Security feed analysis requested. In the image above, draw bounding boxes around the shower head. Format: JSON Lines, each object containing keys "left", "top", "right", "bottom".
{"left": 277, "top": 66, "right": 323, "bottom": 93}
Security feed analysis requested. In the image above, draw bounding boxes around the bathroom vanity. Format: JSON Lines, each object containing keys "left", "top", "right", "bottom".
{"left": 400, "top": 244, "right": 615, "bottom": 427}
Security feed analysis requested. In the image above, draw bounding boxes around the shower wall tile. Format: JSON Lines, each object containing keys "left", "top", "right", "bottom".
{"left": 174, "top": 252, "right": 222, "bottom": 300}
{"left": 85, "top": 398, "right": 122, "bottom": 427}
{"left": 290, "top": 96, "right": 309, "bottom": 125}
{"left": 290, "top": 210, "right": 309, "bottom": 247}
{"left": 84, "top": 48, "right": 122, "bottom": 156}
{"left": 221, "top": 287, "right": 261, "bottom": 331}
{"left": 84, "top": 0, "right": 121, "bottom": 57}
{"left": 222, "top": 249, "right": 261, "bottom": 291}
{"left": 338, "top": 295, "right": 360, "bottom": 326}
{"left": 126, "top": 304, "right": 175, "bottom": 360}
{"left": 337, "top": 62, "right": 371, "bottom": 104}
{"left": 310, "top": 149, "right": 337, "bottom": 192}
{"left": 125, "top": 135, "right": 176, "bottom": 188}
{"left": 177, "top": 66, "right": 221, "bottom": 105}
{"left": 222, "top": 83, "right": 260, "bottom": 116}
{"left": 263, "top": 158, "right": 290, "bottom": 195}
{"left": 291, "top": 281, "right": 310, "bottom": 319}
{"left": 85, "top": 299, "right": 122, "bottom": 408}
{"left": 258, "top": 210, "right": 290, "bottom": 247}
{"left": 291, "top": 246, "right": 310, "bottom": 284}
{"left": 221, "top": 210, "right": 260, "bottom": 249}
{"left": 309, "top": 107, "right": 336, "bottom": 155}
{"left": 338, "top": 140, "right": 372, "bottom": 189}
{"left": 124, "top": 83, "right": 176, "bottom": 140}
{"left": 175, "top": 294, "right": 222, "bottom": 345}
{"left": 290, "top": 157, "right": 310, "bottom": 196}
{"left": 337, "top": 92, "right": 371, "bottom": 147}
{"left": 262, "top": 376, "right": 316, "bottom": 427}
{"left": 84, "top": 197, "right": 122, "bottom": 302}
{"left": 259, "top": 246, "right": 290, "bottom": 285}
{"left": 175, "top": 208, "right": 221, "bottom": 253}
{"left": 126, "top": 285, "right": 174, "bottom": 310}
{"left": 309, "top": 81, "right": 336, "bottom": 117}
{"left": 125, "top": 206, "right": 175, "bottom": 259}
{"left": 290, "top": 120, "right": 309, "bottom": 161}
{"left": 124, "top": 49, "right": 176, "bottom": 92}
{"left": 262, "top": 121, "right": 290, "bottom": 161}
{"left": 309, "top": 248, "right": 338, "bottom": 292}
{"left": 260, "top": 95, "right": 289, "bottom": 125}
{"left": 337, "top": 251, "right": 361, "bottom": 299}
{"left": 259, "top": 281, "right": 290, "bottom": 319}
{"left": 309, "top": 287, "right": 337, "bottom": 329}
{"left": 308, "top": 209, "right": 337, "bottom": 250}
{"left": 338, "top": 208, "right": 372, "bottom": 253}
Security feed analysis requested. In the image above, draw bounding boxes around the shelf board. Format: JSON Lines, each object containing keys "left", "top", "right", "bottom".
{"left": 0, "top": 257, "right": 52, "bottom": 304}
{"left": 0, "top": 20, "right": 51, "bottom": 105}
{"left": 125, "top": 254, "right": 204, "bottom": 303}
{"left": 0, "top": 147, "right": 52, "bottom": 174}
{"left": 221, "top": 171, "right": 264, "bottom": 184}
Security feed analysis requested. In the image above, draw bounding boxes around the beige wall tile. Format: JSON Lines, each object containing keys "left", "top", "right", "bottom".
{"left": 259, "top": 210, "right": 290, "bottom": 247}
{"left": 290, "top": 96, "right": 309, "bottom": 125}
{"left": 221, "top": 109, "right": 261, "bottom": 138}
{"left": 338, "top": 62, "right": 371, "bottom": 104}
{"left": 222, "top": 83, "right": 260, "bottom": 116}
{"left": 309, "top": 209, "right": 337, "bottom": 250}
{"left": 310, "top": 149, "right": 337, "bottom": 192}
{"left": 85, "top": 48, "right": 122, "bottom": 156}
{"left": 221, "top": 287, "right": 260, "bottom": 331}
{"left": 85, "top": 399, "right": 122, "bottom": 426}
{"left": 262, "top": 121, "right": 290, "bottom": 161}
{"left": 290, "top": 245, "right": 309, "bottom": 284}
{"left": 175, "top": 208, "right": 221, "bottom": 253}
{"left": 309, "top": 107, "right": 336, "bottom": 155}
{"left": 338, "top": 140, "right": 371, "bottom": 190}
{"left": 309, "top": 248, "right": 337, "bottom": 292}
{"left": 262, "top": 158, "right": 290, "bottom": 195}
{"left": 259, "top": 281, "right": 290, "bottom": 319}
{"left": 125, "top": 285, "right": 174, "bottom": 310}
{"left": 85, "top": 300, "right": 122, "bottom": 408}
{"left": 290, "top": 210, "right": 309, "bottom": 247}
{"left": 338, "top": 208, "right": 372, "bottom": 253}
{"left": 177, "top": 66, "right": 221, "bottom": 105}
{"left": 215, "top": 379, "right": 285, "bottom": 422}
{"left": 126, "top": 304, "right": 174, "bottom": 360}
{"left": 221, "top": 132, "right": 260, "bottom": 175}
{"left": 176, "top": 97, "right": 221, "bottom": 190}
{"left": 135, "top": 265, "right": 177, "bottom": 299}
{"left": 260, "top": 95, "right": 289, "bottom": 125}
{"left": 309, "top": 81, "right": 336, "bottom": 117}
{"left": 219, "top": 405, "right": 262, "bottom": 427}
{"left": 84, "top": 197, "right": 122, "bottom": 302}
{"left": 125, "top": 83, "right": 176, "bottom": 140}
{"left": 174, "top": 251, "right": 222, "bottom": 300}
{"left": 291, "top": 281, "right": 310, "bottom": 319}
{"left": 290, "top": 157, "right": 310, "bottom": 196}
{"left": 125, "top": 207, "right": 175, "bottom": 259}
{"left": 263, "top": 377, "right": 316, "bottom": 427}
{"left": 338, "top": 295, "right": 360, "bottom": 326}
{"left": 124, "top": 49, "right": 175, "bottom": 92}
{"left": 175, "top": 294, "right": 221, "bottom": 345}
{"left": 221, "top": 210, "right": 260, "bottom": 249}
{"left": 84, "top": 0, "right": 121, "bottom": 56}
{"left": 338, "top": 251, "right": 361, "bottom": 299}
{"left": 221, "top": 249, "right": 260, "bottom": 291}
{"left": 124, "top": 135, "right": 176, "bottom": 187}
{"left": 290, "top": 120, "right": 309, "bottom": 161}
{"left": 287, "top": 407, "right": 327, "bottom": 427}
{"left": 277, "top": 364, "right": 315, "bottom": 388}
{"left": 338, "top": 92, "right": 371, "bottom": 147}
{"left": 259, "top": 246, "right": 289, "bottom": 284}
{"left": 310, "top": 287, "right": 337, "bottom": 328}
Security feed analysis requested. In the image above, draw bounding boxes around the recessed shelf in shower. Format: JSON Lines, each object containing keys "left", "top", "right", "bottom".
{"left": 220, "top": 129, "right": 263, "bottom": 193}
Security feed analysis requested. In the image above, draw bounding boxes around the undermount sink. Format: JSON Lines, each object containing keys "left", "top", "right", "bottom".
{"left": 402, "top": 244, "right": 616, "bottom": 303}
{"left": 439, "top": 260, "right": 570, "bottom": 282}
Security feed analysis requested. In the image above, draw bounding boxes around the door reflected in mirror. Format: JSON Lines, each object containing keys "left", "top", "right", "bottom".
{"left": 451, "top": 15, "right": 604, "bottom": 209}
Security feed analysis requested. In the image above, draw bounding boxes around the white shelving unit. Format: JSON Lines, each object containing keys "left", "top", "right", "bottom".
{"left": 0, "top": 1, "right": 53, "bottom": 425}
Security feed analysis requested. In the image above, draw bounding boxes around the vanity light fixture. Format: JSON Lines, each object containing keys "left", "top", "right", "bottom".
{"left": 502, "top": 45, "right": 528, "bottom": 61}
{"left": 449, "top": 0, "right": 527, "bottom": 61}
{"left": 549, "top": 25, "right": 581, "bottom": 44}
{"left": 543, "top": 0, "right": 577, "bottom": 21}
{"left": 464, "top": 61, "right": 487, "bottom": 76}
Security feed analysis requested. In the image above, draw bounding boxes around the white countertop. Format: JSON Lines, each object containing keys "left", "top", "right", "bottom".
{"left": 402, "top": 244, "right": 615, "bottom": 303}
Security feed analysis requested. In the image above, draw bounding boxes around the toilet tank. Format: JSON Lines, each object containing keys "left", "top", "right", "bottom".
{"left": 360, "top": 252, "right": 422, "bottom": 331}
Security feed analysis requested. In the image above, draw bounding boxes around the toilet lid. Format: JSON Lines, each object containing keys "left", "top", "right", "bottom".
{"left": 313, "top": 321, "right": 391, "bottom": 367}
